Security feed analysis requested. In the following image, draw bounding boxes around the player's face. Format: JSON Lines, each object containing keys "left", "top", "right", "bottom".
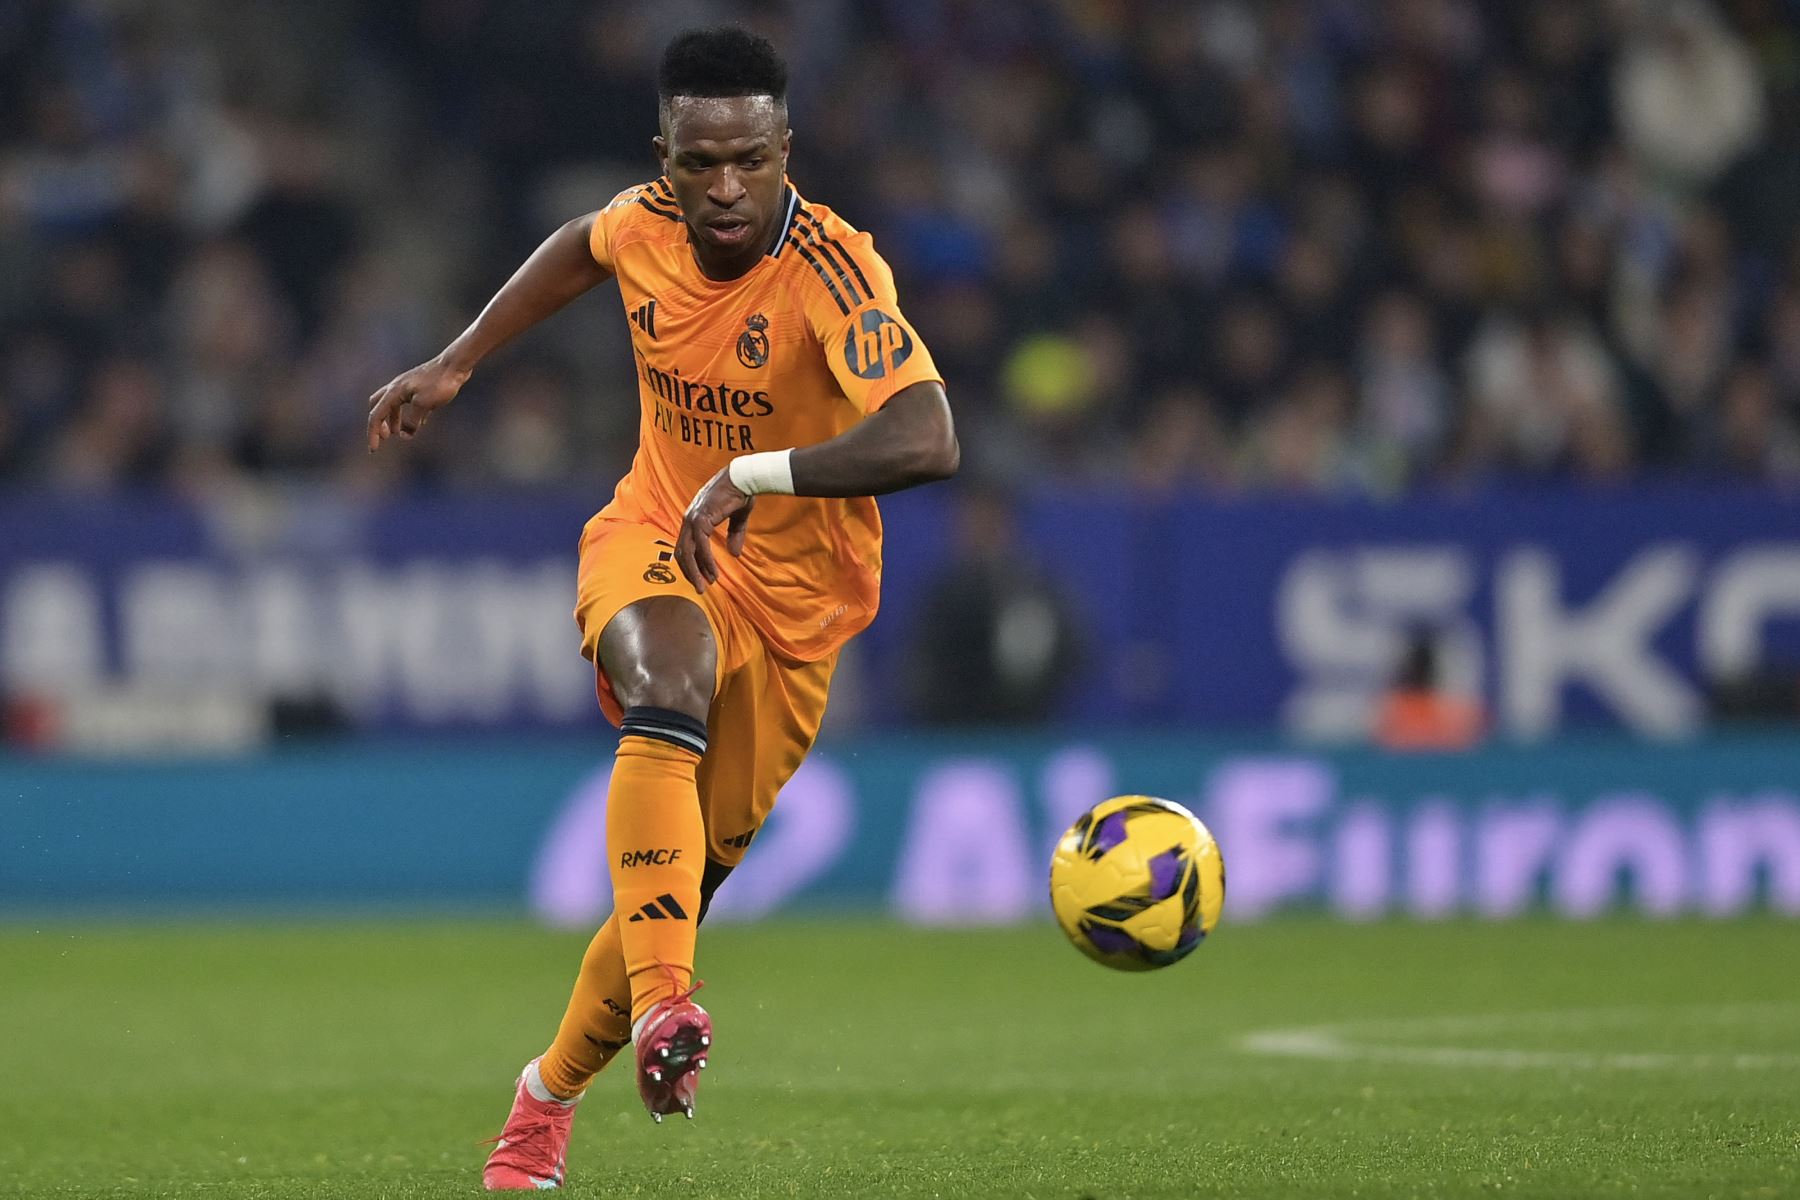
{"left": 656, "top": 96, "right": 790, "bottom": 271}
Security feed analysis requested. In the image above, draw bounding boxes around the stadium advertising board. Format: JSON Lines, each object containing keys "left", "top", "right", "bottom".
{"left": 4, "top": 736, "right": 1795, "bottom": 922}
{"left": 3, "top": 488, "right": 1798, "bottom": 737}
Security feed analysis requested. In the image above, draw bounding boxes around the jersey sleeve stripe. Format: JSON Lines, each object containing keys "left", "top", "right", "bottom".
{"left": 796, "top": 211, "right": 875, "bottom": 300}
{"left": 650, "top": 177, "right": 677, "bottom": 202}
{"left": 635, "top": 195, "right": 682, "bottom": 221}
{"left": 790, "top": 238, "right": 853, "bottom": 314}
{"left": 799, "top": 226, "right": 866, "bottom": 308}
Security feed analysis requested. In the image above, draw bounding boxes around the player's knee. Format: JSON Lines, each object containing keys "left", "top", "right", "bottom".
{"left": 599, "top": 598, "right": 716, "bottom": 721}
{"left": 613, "top": 668, "right": 711, "bottom": 720}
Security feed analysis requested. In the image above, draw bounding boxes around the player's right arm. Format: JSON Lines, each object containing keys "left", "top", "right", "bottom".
{"left": 366, "top": 212, "right": 612, "bottom": 450}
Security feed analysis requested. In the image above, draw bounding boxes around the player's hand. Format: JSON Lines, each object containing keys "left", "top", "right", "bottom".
{"left": 676, "top": 467, "right": 754, "bottom": 593}
{"left": 366, "top": 357, "right": 470, "bottom": 451}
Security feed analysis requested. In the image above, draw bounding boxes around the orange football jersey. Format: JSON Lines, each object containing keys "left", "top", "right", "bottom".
{"left": 586, "top": 177, "right": 942, "bottom": 662}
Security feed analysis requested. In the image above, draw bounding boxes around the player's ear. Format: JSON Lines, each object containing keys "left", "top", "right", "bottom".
{"left": 652, "top": 134, "right": 669, "bottom": 176}
{"left": 780, "top": 129, "right": 792, "bottom": 170}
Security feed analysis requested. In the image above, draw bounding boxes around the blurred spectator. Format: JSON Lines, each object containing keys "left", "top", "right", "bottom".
{"left": 236, "top": 122, "right": 357, "bottom": 337}
{"left": 1464, "top": 307, "right": 1628, "bottom": 476}
{"left": 1767, "top": 287, "right": 1800, "bottom": 411}
{"left": 1614, "top": 0, "right": 1766, "bottom": 190}
{"left": 0, "top": 0, "right": 1794, "bottom": 494}
{"left": 164, "top": 239, "right": 293, "bottom": 450}
{"left": 485, "top": 362, "right": 578, "bottom": 486}
{"left": 1355, "top": 290, "right": 1451, "bottom": 482}
{"left": 1702, "top": 363, "right": 1800, "bottom": 480}
{"left": 49, "top": 355, "right": 168, "bottom": 488}
{"left": 1240, "top": 364, "right": 1364, "bottom": 492}
{"left": 1373, "top": 628, "right": 1486, "bottom": 752}
{"left": 1128, "top": 387, "right": 1233, "bottom": 491}
{"left": 907, "top": 484, "right": 1081, "bottom": 726}
{"left": 1207, "top": 296, "right": 1291, "bottom": 421}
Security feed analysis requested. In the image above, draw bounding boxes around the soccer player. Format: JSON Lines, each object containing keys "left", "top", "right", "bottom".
{"left": 365, "top": 26, "right": 957, "bottom": 1191}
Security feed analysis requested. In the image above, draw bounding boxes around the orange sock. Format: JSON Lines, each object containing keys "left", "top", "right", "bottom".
{"left": 607, "top": 715, "right": 707, "bottom": 1024}
{"left": 537, "top": 915, "right": 633, "bottom": 1099}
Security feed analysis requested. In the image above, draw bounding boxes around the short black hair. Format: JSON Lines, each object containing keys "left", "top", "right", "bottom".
{"left": 658, "top": 27, "right": 788, "bottom": 104}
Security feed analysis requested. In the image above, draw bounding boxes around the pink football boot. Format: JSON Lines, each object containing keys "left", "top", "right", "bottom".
{"left": 632, "top": 981, "right": 711, "bottom": 1123}
{"left": 482, "top": 1058, "right": 577, "bottom": 1190}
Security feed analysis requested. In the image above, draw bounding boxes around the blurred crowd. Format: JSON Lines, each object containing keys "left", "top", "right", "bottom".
{"left": 3, "top": 0, "right": 1799, "bottom": 497}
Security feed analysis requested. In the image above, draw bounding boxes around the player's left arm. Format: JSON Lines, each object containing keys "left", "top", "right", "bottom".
{"left": 788, "top": 381, "right": 958, "bottom": 496}
{"left": 674, "top": 380, "right": 957, "bottom": 591}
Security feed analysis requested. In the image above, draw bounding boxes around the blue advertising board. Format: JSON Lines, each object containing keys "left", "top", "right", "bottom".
{"left": 3, "top": 487, "right": 1799, "bottom": 735}
{"left": 869, "top": 485, "right": 1800, "bottom": 736}
{"left": 4, "top": 734, "right": 1797, "bottom": 922}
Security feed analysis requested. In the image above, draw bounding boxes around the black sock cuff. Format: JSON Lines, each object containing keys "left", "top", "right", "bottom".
{"left": 620, "top": 706, "right": 708, "bottom": 756}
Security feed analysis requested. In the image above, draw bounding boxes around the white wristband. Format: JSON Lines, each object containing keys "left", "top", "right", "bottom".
{"left": 728, "top": 449, "right": 796, "bottom": 496}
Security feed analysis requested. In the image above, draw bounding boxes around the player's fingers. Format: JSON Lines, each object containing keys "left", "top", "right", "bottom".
{"left": 366, "top": 391, "right": 396, "bottom": 451}
{"left": 726, "top": 500, "right": 752, "bottom": 557}
{"left": 674, "top": 521, "right": 706, "bottom": 593}
{"left": 692, "top": 521, "right": 720, "bottom": 585}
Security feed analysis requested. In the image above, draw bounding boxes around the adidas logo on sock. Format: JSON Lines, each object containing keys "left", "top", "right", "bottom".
{"left": 627, "top": 893, "right": 690, "bottom": 922}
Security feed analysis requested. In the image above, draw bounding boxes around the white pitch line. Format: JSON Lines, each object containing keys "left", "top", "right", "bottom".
{"left": 1240, "top": 1007, "right": 1800, "bottom": 1072}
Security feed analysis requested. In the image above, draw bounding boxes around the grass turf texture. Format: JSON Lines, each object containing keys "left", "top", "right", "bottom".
{"left": 1, "top": 918, "right": 1796, "bottom": 1199}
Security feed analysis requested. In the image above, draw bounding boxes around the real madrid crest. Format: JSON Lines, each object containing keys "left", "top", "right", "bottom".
{"left": 736, "top": 313, "right": 771, "bottom": 369}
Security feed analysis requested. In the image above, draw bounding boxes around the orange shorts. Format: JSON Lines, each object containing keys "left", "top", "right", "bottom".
{"left": 574, "top": 517, "right": 837, "bottom": 868}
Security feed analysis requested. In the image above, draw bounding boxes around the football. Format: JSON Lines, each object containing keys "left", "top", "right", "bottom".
{"left": 1049, "top": 795, "right": 1226, "bottom": 971}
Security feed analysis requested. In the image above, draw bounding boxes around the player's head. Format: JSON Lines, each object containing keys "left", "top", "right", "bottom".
{"left": 655, "top": 27, "right": 791, "bottom": 271}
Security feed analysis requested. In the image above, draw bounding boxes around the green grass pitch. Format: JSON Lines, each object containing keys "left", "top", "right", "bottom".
{"left": 2, "top": 917, "right": 1796, "bottom": 1199}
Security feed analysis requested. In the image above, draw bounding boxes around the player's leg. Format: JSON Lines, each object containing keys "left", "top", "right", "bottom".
{"left": 694, "top": 642, "right": 839, "bottom": 902}
{"left": 599, "top": 595, "right": 731, "bottom": 1122}
{"left": 526, "top": 524, "right": 720, "bottom": 1107}
{"left": 536, "top": 857, "right": 736, "bottom": 1104}
{"left": 484, "top": 528, "right": 724, "bottom": 1185}
{"left": 537, "top": 915, "right": 631, "bottom": 1099}
{"left": 598, "top": 596, "right": 714, "bottom": 1020}
{"left": 602, "top": 644, "right": 831, "bottom": 1130}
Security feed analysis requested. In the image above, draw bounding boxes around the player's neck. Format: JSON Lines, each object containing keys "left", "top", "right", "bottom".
{"left": 687, "top": 233, "right": 767, "bottom": 283}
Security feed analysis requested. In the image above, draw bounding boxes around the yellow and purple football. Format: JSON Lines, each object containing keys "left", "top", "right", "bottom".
{"left": 1049, "top": 795, "right": 1225, "bottom": 972}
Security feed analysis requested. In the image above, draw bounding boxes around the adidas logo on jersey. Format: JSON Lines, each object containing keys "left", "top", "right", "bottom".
{"left": 630, "top": 299, "right": 658, "bottom": 339}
